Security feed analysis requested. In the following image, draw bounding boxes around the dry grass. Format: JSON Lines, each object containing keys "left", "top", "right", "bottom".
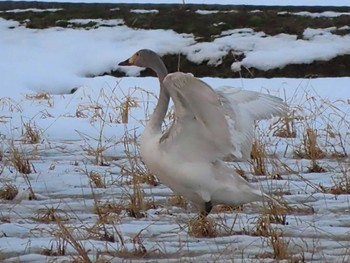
{"left": 0, "top": 183, "right": 18, "bottom": 200}
{"left": 120, "top": 126, "right": 159, "bottom": 185}
{"left": 295, "top": 127, "right": 326, "bottom": 157}
{"left": 41, "top": 239, "right": 67, "bottom": 257}
{"left": 94, "top": 200, "right": 125, "bottom": 218}
{"left": 255, "top": 212, "right": 291, "bottom": 260}
{"left": 255, "top": 214, "right": 272, "bottom": 237}
{"left": 120, "top": 95, "right": 138, "bottom": 124}
{"left": 22, "top": 121, "right": 41, "bottom": 144}
{"left": 328, "top": 165, "right": 350, "bottom": 195}
{"left": 76, "top": 85, "right": 125, "bottom": 165}
{"left": 88, "top": 171, "right": 105, "bottom": 188}
{"left": 127, "top": 178, "right": 146, "bottom": 218}
{"left": 254, "top": 200, "right": 289, "bottom": 237}
{"left": 118, "top": 128, "right": 159, "bottom": 218}
{"left": 84, "top": 222, "right": 116, "bottom": 243}
{"left": 288, "top": 87, "right": 349, "bottom": 162}
{"left": 273, "top": 114, "right": 297, "bottom": 139}
{"left": 269, "top": 229, "right": 290, "bottom": 260}
{"left": 34, "top": 206, "right": 70, "bottom": 223}
{"left": 211, "top": 204, "right": 243, "bottom": 213}
{"left": 0, "top": 215, "right": 11, "bottom": 223}
{"left": 167, "top": 195, "right": 187, "bottom": 209}
{"left": 87, "top": 182, "right": 122, "bottom": 244}
{"left": 8, "top": 144, "right": 32, "bottom": 174}
{"left": 78, "top": 123, "right": 116, "bottom": 165}
{"left": 187, "top": 216, "right": 217, "bottom": 238}
{"left": 25, "top": 92, "right": 51, "bottom": 101}
{"left": 55, "top": 219, "right": 92, "bottom": 263}
{"left": 262, "top": 202, "right": 288, "bottom": 226}
{"left": 295, "top": 128, "right": 327, "bottom": 172}
{"left": 250, "top": 140, "right": 268, "bottom": 176}
{"left": 117, "top": 236, "right": 148, "bottom": 258}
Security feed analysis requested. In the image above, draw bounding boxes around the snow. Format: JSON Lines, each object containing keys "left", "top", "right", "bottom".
{"left": 0, "top": 8, "right": 63, "bottom": 13}
{"left": 0, "top": 3, "right": 350, "bottom": 262}
{"left": 66, "top": 18, "right": 124, "bottom": 26}
{"left": 195, "top": 9, "right": 237, "bottom": 15}
{"left": 0, "top": 18, "right": 193, "bottom": 98}
{"left": 1, "top": 18, "right": 350, "bottom": 99}
{"left": 195, "top": 9, "right": 220, "bottom": 15}
{"left": 279, "top": 11, "right": 350, "bottom": 18}
{"left": 130, "top": 9, "right": 159, "bottom": 14}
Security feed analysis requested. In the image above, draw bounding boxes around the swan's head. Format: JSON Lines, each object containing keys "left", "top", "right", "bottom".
{"left": 119, "top": 49, "right": 168, "bottom": 79}
{"left": 118, "top": 49, "right": 164, "bottom": 70}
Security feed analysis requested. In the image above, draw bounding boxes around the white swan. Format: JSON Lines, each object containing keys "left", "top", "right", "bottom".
{"left": 119, "top": 49, "right": 288, "bottom": 216}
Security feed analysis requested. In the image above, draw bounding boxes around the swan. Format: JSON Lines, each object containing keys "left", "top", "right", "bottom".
{"left": 118, "top": 49, "right": 288, "bottom": 216}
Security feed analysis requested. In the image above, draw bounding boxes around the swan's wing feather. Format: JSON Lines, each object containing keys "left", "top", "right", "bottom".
{"left": 217, "top": 86, "right": 288, "bottom": 160}
{"left": 161, "top": 72, "right": 233, "bottom": 161}
{"left": 217, "top": 86, "right": 288, "bottom": 120}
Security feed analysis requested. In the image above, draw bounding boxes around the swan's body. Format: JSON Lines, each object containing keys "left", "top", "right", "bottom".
{"left": 119, "top": 49, "right": 288, "bottom": 215}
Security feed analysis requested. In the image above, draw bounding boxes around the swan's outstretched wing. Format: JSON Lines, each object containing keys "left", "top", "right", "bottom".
{"left": 161, "top": 72, "right": 288, "bottom": 162}
{"left": 217, "top": 86, "right": 288, "bottom": 160}
{"left": 161, "top": 72, "right": 234, "bottom": 161}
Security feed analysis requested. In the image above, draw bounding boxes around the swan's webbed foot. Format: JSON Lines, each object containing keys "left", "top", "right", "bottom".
{"left": 200, "top": 200, "right": 213, "bottom": 217}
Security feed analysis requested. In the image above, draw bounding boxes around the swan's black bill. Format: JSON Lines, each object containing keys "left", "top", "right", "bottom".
{"left": 118, "top": 59, "right": 132, "bottom": 66}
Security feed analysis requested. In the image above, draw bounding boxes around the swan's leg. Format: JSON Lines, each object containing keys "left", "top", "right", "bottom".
{"left": 200, "top": 200, "right": 213, "bottom": 217}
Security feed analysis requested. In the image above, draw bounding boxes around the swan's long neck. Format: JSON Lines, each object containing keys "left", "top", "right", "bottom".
{"left": 147, "top": 58, "right": 169, "bottom": 132}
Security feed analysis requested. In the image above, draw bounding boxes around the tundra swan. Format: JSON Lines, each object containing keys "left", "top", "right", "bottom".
{"left": 119, "top": 49, "right": 287, "bottom": 216}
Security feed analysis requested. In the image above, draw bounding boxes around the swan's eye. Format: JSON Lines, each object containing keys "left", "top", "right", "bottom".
{"left": 136, "top": 53, "right": 140, "bottom": 56}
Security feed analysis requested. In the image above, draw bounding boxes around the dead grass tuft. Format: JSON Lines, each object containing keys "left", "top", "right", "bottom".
{"left": 262, "top": 202, "right": 288, "bottom": 226}
{"left": 187, "top": 216, "right": 217, "bottom": 238}
{"left": 122, "top": 164, "right": 159, "bottom": 187}
{"left": 115, "top": 240, "right": 148, "bottom": 259}
{"left": 88, "top": 171, "right": 105, "bottom": 188}
{"left": 273, "top": 114, "right": 297, "bottom": 138}
{"left": 211, "top": 204, "right": 243, "bottom": 213}
{"left": 121, "top": 95, "right": 138, "bottom": 124}
{"left": 0, "top": 183, "right": 18, "bottom": 200}
{"left": 22, "top": 121, "right": 41, "bottom": 144}
{"left": 255, "top": 213, "right": 290, "bottom": 260}
{"left": 84, "top": 222, "right": 116, "bottom": 243}
{"left": 94, "top": 200, "right": 125, "bottom": 217}
{"left": 25, "top": 92, "right": 51, "bottom": 100}
{"left": 55, "top": 219, "right": 92, "bottom": 263}
{"left": 0, "top": 215, "right": 11, "bottom": 223}
{"left": 328, "top": 166, "right": 350, "bottom": 195}
{"left": 41, "top": 241, "right": 67, "bottom": 257}
{"left": 250, "top": 140, "right": 268, "bottom": 175}
{"left": 34, "top": 206, "right": 70, "bottom": 223}
{"left": 167, "top": 195, "right": 187, "bottom": 209}
{"left": 126, "top": 182, "right": 146, "bottom": 218}
{"left": 307, "top": 161, "right": 327, "bottom": 173}
{"left": 8, "top": 143, "right": 32, "bottom": 174}
{"left": 255, "top": 201, "right": 289, "bottom": 237}
{"left": 255, "top": 214, "right": 272, "bottom": 237}
{"left": 294, "top": 128, "right": 327, "bottom": 173}
{"left": 120, "top": 135, "right": 155, "bottom": 218}
{"left": 269, "top": 229, "right": 290, "bottom": 260}
{"left": 295, "top": 128, "right": 326, "bottom": 160}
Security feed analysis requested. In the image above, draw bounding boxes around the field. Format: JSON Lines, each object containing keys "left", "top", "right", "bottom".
{"left": 0, "top": 2, "right": 350, "bottom": 262}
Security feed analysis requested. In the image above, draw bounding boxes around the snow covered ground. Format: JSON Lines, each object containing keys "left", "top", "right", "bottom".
{"left": 0, "top": 3, "right": 350, "bottom": 262}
